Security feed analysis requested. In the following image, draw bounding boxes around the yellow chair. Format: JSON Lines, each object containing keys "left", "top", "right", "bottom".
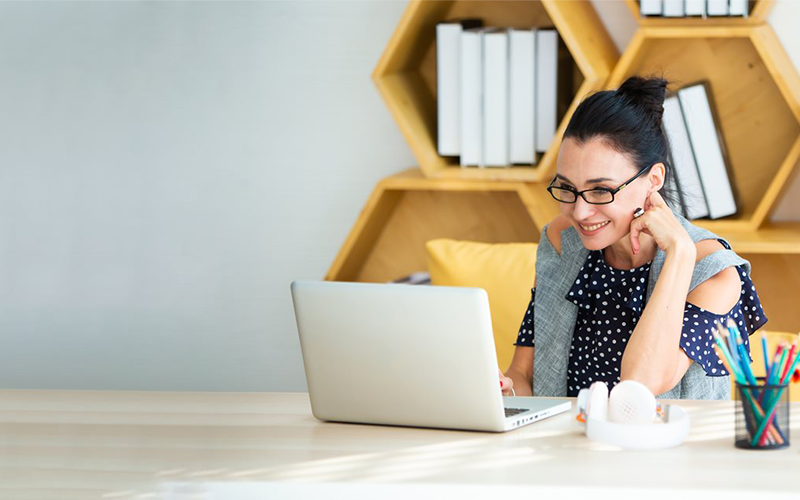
{"left": 426, "top": 239, "right": 536, "bottom": 372}
{"left": 425, "top": 238, "right": 799, "bottom": 401}
{"left": 732, "top": 330, "right": 799, "bottom": 401}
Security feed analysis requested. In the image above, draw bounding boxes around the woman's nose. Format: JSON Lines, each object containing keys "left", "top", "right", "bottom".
{"left": 571, "top": 195, "right": 597, "bottom": 220}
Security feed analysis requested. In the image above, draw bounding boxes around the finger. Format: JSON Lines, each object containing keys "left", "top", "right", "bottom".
{"left": 500, "top": 375, "right": 513, "bottom": 391}
{"left": 648, "top": 190, "right": 666, "bottom": 208}
{"left": 630, "top": 219, "right": 642, "bottom": 254}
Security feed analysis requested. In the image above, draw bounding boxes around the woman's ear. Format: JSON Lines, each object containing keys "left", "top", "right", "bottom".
{"left": 648, "top": 163, "right": 666, "bottom": 193}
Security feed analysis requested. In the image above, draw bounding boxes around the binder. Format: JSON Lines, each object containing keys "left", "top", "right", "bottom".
{"left": 663, "top": 0, "right": 685, "bottom": 17}
{"left": 535, "top": 29, "right": 558, "bottom": 155}
{"left": 685, "top": 0, "right": 706, "bottom": 17}
{"left": 707, "top": 0, "right": 728, "bottom": 16}
{"left": 729, "top": 0, "right": 749, "bottom": 17}
{"left": 678, "top": 83, "right": 737, "bottom": 219}
{"left": 663, "top": 95, "right": 709, "bottom": 220}
{"left": 483, "top": 29, "right": 510, "bottom": 167}
{"left": 460, "top": 28, "right": 484, "bottom": 167}
{"left": 436, "top": 19, "right": 482, "bottom": 157}
{"left": 509, "top": 29, "right": 537, "bottom": 165}
{"left": 640, "top": 0, "right": 663, "bottom": 16}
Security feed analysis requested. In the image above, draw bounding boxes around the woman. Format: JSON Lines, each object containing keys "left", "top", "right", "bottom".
{"left": 499, "top": 76, "right": 767, "bottom": 400}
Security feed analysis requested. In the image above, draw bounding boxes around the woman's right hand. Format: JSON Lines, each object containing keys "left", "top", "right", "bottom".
{"left": 499, "top": 368, "right": 514, "bottom": 396}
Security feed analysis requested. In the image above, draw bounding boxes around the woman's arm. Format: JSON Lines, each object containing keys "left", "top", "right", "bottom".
{"left": 620, "top": 239, "right": 694, "bottom": 394}
{"left": 621, "top": 239, "right": 741, "bottom": 394}
{"left": 504, "top": 346, "right": 534, "bottom": 396}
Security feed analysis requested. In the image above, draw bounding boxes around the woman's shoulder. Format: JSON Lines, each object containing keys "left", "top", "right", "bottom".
{"left": 694, "top": 238, "right": 725, "bottom": 261}
{"left": 686, "top": 237, "right": 745, "bottom": 315}
{"left": 544, "top": 214, "right": 572, "bottom": 255}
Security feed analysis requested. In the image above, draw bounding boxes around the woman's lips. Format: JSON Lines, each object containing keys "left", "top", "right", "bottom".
{"left": 577, "top": 220, "right": 610, "bottom": 236}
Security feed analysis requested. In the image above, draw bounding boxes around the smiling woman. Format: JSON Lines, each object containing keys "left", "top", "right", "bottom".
{"left": 500, "top": 76, "right": 768, "bottom": 400}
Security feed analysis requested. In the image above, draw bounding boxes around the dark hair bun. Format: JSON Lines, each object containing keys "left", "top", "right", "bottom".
{"left": 615, "top": 76, "right": 668, "bottom": 129}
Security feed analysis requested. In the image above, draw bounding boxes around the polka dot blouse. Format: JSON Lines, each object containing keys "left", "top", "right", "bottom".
{"left": 515, "top": 239, "right": 768, "bottom": 397}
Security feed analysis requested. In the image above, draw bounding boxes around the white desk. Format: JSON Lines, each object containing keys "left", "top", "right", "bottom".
{"left": 0, "top": 391, "right": 798, "bottom": 499}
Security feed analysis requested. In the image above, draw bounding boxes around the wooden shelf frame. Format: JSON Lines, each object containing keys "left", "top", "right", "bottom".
{"left": 625, "top": 0, "right": 775, "bottom": 27}
{"left": 372, "top": 0, "right": 619, "bottom": 183}
{"left": 326, "top": 169, "right": 559, "bottom": 283}
{"left": 607, "top": 24, "right": 800, "bottom": 233}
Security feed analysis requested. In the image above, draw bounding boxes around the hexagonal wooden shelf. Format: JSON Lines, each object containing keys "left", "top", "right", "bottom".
{"left": 326, "top": 169, "right": 559, "bottom": 283}
{"left": 625, "top": 0, "right": 775, "bottom": 27}
{"left": 372, "top": 0, "right": 619, "bottom": 183}
{"left": 607, "top": 25, "right": 800, "bottom": 234}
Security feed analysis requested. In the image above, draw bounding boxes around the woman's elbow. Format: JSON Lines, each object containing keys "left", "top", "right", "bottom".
{"left": 619, "top": 368, "right": 678, "bottom": 396}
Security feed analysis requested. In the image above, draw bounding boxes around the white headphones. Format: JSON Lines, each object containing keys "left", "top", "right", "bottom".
{"left": 576, "top": 380, "right": 690, "bottom": 450}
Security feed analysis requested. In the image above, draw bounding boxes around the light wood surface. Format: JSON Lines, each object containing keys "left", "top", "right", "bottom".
{"left": 742, "top": 253, "right": 800, "bottom": 332}
{"left": 372, "top": 0, "right": 618, "bottom": 182}
{"left": 1, "top": 390, "right": 799, "bottom": 499}
{"left": 326, "top": 169, "right": 559, "bottom": 283}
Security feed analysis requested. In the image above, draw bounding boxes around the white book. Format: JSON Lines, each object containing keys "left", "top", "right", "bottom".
{"left": 685, "top": 0, "right": 706, "bottom": 16}
{"left": 640, "top": 0, "right": 663, "bottom": 16}
{"left": 678, "top": 84, "right": 737, "bottom": 219}
{"left": 460, "top": 28, "right": 483, "bottom": 167}
{"left": 663, "top": 0, "right": 685, "bottom": 17}
{"left": 535, "top": 29, "right": 558, "bottom": 155}
{"left": 509, "top": 29, "right": 537, "bottom": 165}
{"left": 663, "top": 96, "right": 709, "bottom": 220}
{"left": 707, "top": 0, "right": 728, "bottom": 15}
{"left": 729, "top": 0, "right": 748, "bottom": 17}
{"left": 436, "top": 22, "right": 463, "bottom": 156}
{"left": 482, "top": 29, "right": 509, "bottom": 167}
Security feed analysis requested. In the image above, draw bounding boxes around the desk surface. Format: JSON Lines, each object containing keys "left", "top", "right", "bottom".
{"left": 0, "top": 390, "right": 798, "bottom": 499}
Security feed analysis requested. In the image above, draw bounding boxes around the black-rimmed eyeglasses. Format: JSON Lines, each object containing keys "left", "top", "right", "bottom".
{"left": 547, "top": 164, "right": 653, "bottom": 205}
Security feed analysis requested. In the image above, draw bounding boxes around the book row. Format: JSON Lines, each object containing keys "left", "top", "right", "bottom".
{"left": 640, "top": 0, "right": 751, "bottom": 17}
{"left": 436, "top": 20, "right": 559, "bottom": 168}
{"left": 664, "top": 82, "right": 737, "bottom": 220}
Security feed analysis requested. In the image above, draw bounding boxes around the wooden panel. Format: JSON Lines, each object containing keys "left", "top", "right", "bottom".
{"left": 355, "top": 190, "right": 540, "bottom": 283}
{"left": 326, "top": 189, "right": 403, "bottom": 282}
{"left": 717, "top": 222, "right": 800, "bottom": 254}
{"left": 374, "top": 73, "right": 441, "bottom": 173}
{"left": 742, "top": 253, "right": 800, "bottom": 333}
{"left": 373, "top": 0, "right": 452, "bottom": 77}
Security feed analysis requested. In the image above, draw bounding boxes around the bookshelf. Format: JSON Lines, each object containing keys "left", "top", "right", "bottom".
{"left": 372, "top": 0, "right": 619, "bottom": 183}
{"left": 328, "top": 0, "right": 800, "bottom": 331}
{"left": 626, "top": 0, "right": 774, "bottom": 27}
{"left": 606, "top": 25, "right": 800, "bottom": 234}
{"left": 326, "top": 169, "right": 559, "bottom": 283}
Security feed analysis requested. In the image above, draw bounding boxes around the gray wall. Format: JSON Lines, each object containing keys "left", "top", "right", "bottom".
{"left": 0, "top": 1, "right": 797, "bottom": 392}
{"left": 0, "top": 1, "right": 413, "bottom": 391}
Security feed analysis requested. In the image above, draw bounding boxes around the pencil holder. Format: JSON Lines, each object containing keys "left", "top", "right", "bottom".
{"left": 735, "top": 377, "right": 790, "bottom": 450}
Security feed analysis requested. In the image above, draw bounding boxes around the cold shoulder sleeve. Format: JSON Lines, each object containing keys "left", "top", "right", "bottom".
{"left": 681, "top": 264, "right": 768, "bottom": 377}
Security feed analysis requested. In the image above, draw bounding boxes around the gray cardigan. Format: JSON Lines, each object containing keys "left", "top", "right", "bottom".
{"left": 532, "top": 214, "right": 749, "bottom": 400}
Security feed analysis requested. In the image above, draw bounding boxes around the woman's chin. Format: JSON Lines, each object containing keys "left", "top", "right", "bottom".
{"left": 576, "top": 225, "right": 619, "bottom": 250}
{"left": 579, "top": 237, "right": 607, "bottom": 251}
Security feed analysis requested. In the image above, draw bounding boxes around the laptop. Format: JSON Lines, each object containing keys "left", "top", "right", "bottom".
{"left": 290, "top": 280, "right": 571, "bottom": 432}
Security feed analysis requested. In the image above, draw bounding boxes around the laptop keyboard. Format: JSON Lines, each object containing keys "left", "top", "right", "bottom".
{"left": 504, "top": 407, "right": 528, "bottom": 418}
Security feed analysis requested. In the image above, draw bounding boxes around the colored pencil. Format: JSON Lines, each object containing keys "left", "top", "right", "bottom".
{"left": 713, "top": 341, "right": 783, "bottom": 445}
{"left": 752, "top": 340, "right": 797, "bottom": 447}
{"left": 761, "top": 333, "right": 770, "bottom": 377}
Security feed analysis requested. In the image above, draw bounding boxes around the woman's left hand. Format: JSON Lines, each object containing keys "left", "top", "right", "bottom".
{"left": 629, "top": 191, "right": 694, "bottom": 256}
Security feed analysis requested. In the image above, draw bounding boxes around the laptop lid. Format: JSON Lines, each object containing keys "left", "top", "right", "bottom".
{"left": 290, "top": 280, "right": 566, "bottom": 432}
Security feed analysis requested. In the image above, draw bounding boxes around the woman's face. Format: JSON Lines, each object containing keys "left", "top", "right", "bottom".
{"left": 554, "top": 137, "right": 663, "bottom": 251}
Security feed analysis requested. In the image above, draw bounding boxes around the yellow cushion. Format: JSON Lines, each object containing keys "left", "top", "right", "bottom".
{"left": 426, "top": 239, "right": 536, "bottom": 372}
